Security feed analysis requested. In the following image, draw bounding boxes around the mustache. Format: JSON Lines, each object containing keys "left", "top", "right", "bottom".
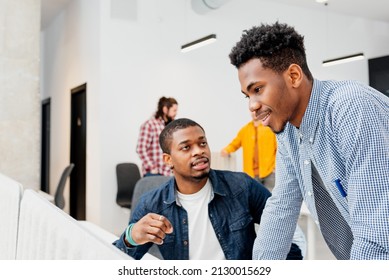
{"left": 255, "top": 109, "right": 270, "bottom": 120}
{"left": 192, "top": 156, "right": 209, "bottom": 166}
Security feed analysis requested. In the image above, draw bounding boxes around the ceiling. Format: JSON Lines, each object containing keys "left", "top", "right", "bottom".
{"left": 269, "top": 0, "right": 389, "bottom": 23}
{"left": 41, "top": 0, "right": 389, "bottom": 30}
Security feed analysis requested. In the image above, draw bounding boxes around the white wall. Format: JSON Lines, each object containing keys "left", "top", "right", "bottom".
{"left": 41, "top": 0, "right": 389, "bottom": 235}
{"left": 41, "top": 0, "right": 102, "bottom": 223}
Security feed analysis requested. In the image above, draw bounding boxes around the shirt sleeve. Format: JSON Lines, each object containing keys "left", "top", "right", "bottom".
{"left": 331, "top": 93, "right": 389, "bottom": 259}
{"left": 248, "top": 177, "right": 271, "bottom": 224}
{"left": 223, "top": 127, "right": 244, "bottom": 153}
{"left": 112, "top": 195, "right": 152, "bottom": 259}
{"left": 253, "top": 140, "right": 304, "bottom": 260}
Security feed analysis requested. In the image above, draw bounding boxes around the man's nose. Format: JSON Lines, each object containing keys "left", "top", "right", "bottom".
{"left": 249, "top": 98, "right": 262, "bottom": 112}
{"left": 192, "top": 145, "right": 205, "bottom": 156}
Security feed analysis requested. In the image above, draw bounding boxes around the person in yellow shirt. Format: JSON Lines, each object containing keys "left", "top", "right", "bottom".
{"left": 221, "top": 111, "right": 277, "bottom": 191}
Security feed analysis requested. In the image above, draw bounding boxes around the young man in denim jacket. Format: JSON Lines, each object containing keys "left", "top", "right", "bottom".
{"left": 114, "top": 118, "right": 304, "bottom": 260}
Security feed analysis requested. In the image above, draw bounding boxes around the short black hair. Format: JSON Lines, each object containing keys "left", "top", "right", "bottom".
{"left": 159, "top": 118, "right": 205, "bottom": 154}
{"left": 229, "top": 21, "right": 313, "bottom": 81}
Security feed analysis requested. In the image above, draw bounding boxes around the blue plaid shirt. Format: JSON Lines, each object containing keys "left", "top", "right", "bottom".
{"left": 253, "top": 79, "right": 389, "bottom": 260}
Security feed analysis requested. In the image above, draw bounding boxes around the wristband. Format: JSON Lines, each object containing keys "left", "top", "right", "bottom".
{"left": 125, "top": 223, "right": 139, "bottom": 246}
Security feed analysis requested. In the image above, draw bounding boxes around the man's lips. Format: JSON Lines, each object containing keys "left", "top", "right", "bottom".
{"left": 192, "top": 157, "right": 209, "bottom": 169}
{"left": 255, "top": 110, "right": 271, "bottom": 126}
{"left": 256, "top": 110, "right": 270, "bottom": 120}
{"left": 256, "top": 110, "right": 271, "bottom": 121}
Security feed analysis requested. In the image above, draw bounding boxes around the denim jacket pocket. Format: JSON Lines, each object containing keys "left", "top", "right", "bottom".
{"left": 161, "top": 233, "right": 175, "bottom": 243}
{"left": 157, "top": 233, "right": 176, "bottom": 259}
{"left": 228, "top": 214, "right": 254, "bottom": 258}
{"left": 229, "top": 214, "right": 253, "bottom": 232}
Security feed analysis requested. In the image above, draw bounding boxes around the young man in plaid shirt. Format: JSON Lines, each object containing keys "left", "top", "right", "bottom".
{"left": 136, "top": 97, "right": 178, "bottom": 177}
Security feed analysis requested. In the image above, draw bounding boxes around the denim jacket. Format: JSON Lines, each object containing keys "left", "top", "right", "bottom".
{"left": 113, "top": 169, "right": 298, "bottom": 260}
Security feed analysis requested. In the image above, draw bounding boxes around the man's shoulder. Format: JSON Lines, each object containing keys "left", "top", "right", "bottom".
{"left": 212, "top": 169, "right": 249, "bottom": 178}
{"left": 211, "top": 170, "right": 254, "bottom": 190}
{"left": 239, "top": 121, "right": 254, "bottom": 132}
{"left": 137, "top": 179, "right": 172, "bottom": 209}
{"left": 141, "top": 116, "right": 158, "bottom": 126}
{"left": 210, "top": 169, "right": 270, "bottom": 198}
{"left": 321, "top": 80, "right": 371, "bottom": 104}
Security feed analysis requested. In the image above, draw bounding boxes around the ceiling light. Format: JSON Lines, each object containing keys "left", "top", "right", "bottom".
{"left": 181, "top": 34, "right": 217, "bottom": 53}
{"left": 322, "top": 53, "right": 365, "bottom": 67}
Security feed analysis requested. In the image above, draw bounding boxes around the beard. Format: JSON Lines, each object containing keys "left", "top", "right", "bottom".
{"left": 165, "top": 116, "right": 174, "bottom": 125}
{"left": 192, "top": 170, "right": 210, "bottom": 181}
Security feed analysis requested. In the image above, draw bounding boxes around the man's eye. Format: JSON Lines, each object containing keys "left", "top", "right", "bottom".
{"left": 200, "top": 142, "right": 207, "bottom": 147}
{"left": 254, "top": 87, "right": 261, "bottom": 93}
{"left": 181, "top": 146, "right": 189, "bottom": 151}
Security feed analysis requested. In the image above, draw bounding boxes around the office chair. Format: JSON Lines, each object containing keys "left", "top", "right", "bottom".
{"left": 130, "top": 175, "right": 171, "bottom": 219}
{"left": 130, "top": 175, "right": 171, "bottom": 260}
{"left": 115, "top": 163, "right": 141, "bottom": 209}
{"left": 54, "top": 163, "right": 75, "bottom": 210}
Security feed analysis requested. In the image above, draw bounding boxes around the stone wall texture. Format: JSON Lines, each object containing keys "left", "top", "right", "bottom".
{"left": 0, "top": 0, "right": 41, "bottom": 189}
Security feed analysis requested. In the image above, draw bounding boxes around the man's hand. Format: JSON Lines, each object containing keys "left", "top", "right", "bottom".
{"left": 130, "top": 213, "right": 173, "bottom": 245}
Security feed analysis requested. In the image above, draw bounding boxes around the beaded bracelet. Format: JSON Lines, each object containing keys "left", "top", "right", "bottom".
{"left": 125, "top": 223, "right": 139, "bottom": 246}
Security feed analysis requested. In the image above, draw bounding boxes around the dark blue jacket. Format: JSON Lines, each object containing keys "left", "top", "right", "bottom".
{"left": 113, "top": 169, "right": 301, "bottom": 260}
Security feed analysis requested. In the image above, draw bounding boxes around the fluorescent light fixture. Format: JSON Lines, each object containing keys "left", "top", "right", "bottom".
{"left": 181, "top": 34, "right": 217, "bottom": 53}
{"left": 315, "top": 0, "right": 328, "bottom": 3}
{"left": 322, "top": 53, "right": 365, "bottom": 67}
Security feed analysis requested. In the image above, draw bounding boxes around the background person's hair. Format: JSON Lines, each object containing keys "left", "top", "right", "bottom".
{"left": 159, "top": 118, "right": 205, "bottom": 154}
{"left": 155, "top": 96, "right": 178, "bottom": 119}
{"left": 229, "top": 21, "right": 313, "bottom": 81}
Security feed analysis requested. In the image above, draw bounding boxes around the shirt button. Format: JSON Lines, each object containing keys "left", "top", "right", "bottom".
{"left": 209, "top": 214, "right": 213, "bottom": 218}
{"left": 307, "top": 191, "right": 312, "bottom": 196}
{"left": 315, "top": 220, "right": 319, "bottom": 225}
{"left": 182, "top": 218, "right": 186, "bottom": 224}
{"left": 183, "top": 240, "right": 188, "bottom": 246}
{"left": 309, "top": 137, "right": 313, "bottom": 143}
{"left": 304, "top": 160, "right": 310, "bottom": 165}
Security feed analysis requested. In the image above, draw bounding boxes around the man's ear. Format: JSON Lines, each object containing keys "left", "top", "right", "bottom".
{"left": 163, "top": 153, "right": 172, "bottom": 167}
{"left": 287, "top": 64, "right": 303, "bottom": 88}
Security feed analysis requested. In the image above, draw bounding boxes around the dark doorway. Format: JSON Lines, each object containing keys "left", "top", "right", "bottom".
{"left": 41, "top": 98, "right": 51, "bottom": 193}
{"left": 70, "top": 84, "right": 87, "bottom": 220}
{"left": 368, "top": 55, "right": 389, "bottom": 97}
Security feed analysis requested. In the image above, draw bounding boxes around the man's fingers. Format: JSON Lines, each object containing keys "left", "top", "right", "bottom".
{"left": 149, "top": 214, "right": 174, "bottom": 234}
{"left": 145, "top": 225, "right": 167, "bottom": 243}
{"left": 145, "top": 233, "right": 164, "bottom": 245}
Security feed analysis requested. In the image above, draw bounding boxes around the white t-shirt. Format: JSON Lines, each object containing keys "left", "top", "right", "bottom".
{"left": 177, "top": 180, "right": 225, "bottom": 260}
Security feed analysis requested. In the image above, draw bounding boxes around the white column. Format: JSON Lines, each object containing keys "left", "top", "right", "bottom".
{"left": 0, "top": 0, "right": 41, "bottom": 190}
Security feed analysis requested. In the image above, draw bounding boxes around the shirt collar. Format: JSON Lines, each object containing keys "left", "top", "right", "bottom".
{"left": 163, "top": 169, "right": 226, "bottom": 206}
{"left": 209, "top": 169, "right": 227, "bottom": 197}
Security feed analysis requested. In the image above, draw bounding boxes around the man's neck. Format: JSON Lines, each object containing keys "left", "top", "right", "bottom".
{"left": 175, "top": 176, "right": 208, "bottom": 195}
{"left": 290, "top": 78, "right": 313, "bottom": 128}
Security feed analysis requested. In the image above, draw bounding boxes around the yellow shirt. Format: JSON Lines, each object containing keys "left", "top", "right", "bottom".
{"left": 223, "top": 121, "right": 277, "bottom": 178}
